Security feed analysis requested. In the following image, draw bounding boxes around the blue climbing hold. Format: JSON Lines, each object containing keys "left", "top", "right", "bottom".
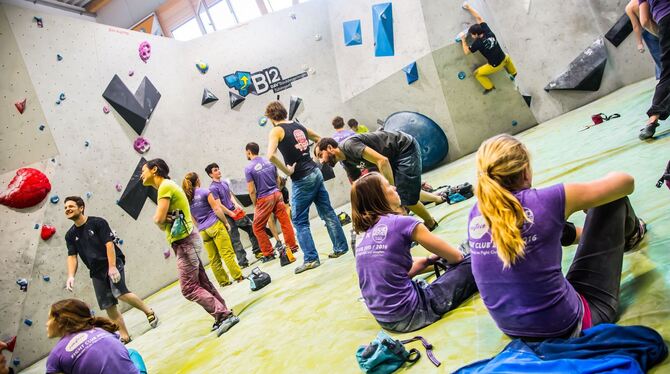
{"left": 85, "top": 191, "right": 93, "bottom": 199}
{"left": 24, "top": 319, "right": 33, "bottom": 326}
{"left": 195, "top": 61, "right": 209, "bottom": 74}
{"left": 118, "top": 239, "right": 124, "bottom": 245}
{"left": 84, "top": 141, "right": 90, "bottom": 147}
{"left": 258, "top": 117, "right": 268, "bottom": 127}
{"left": 56, "top": 100, "right": 61, "bottom": 105}
{"left": 57, "top": 54, "right": 63, "bottom": 61}
{"left": 458, "top": 71, "right": 466, "bottom": 80}
{"left": 512, "top": 120, "right": 518, "bottom": 127}
{"left": 39, "top": 124, "right": 45, "bottom": 131}
{"left": 34, "top": 223, "right": 40, "bottom": 229}
{"left": 50, "top": 195, "right": 59, "bottom": 204}
{"left": 402, "top": 62, "right": 419, "bottom": 85}
{"left": 12, "top": 358, "right": 20, "bottom": 367}
{"left": 59, "top": 93, "right": 65, "bottom": 101}
{"left": 382, "top": 111, "right": 449, "bottom": 172}
{"left": 43, "top": 275, "right": 50, "bottom": 282}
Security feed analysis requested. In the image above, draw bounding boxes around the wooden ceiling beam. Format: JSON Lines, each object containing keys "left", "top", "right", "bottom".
{"left": 85, "top": 0, "right": 112, "bottom": 13}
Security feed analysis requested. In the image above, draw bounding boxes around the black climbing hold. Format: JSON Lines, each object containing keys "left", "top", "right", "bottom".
{"left": 288, "top": 95, "right": 302, "bottom": 120}
{"left": 229, "top": 178, "right": 253, "bottom": 207}
{"left": 605, "top": 13, "right": 633, "bottom": 47}
{"left": 545, "top": 38, "right": 607, "bottom": 92}
{"left": 102, "top": 74, "right": 161, "bottom": 135}
{"left": 202, "top": 88, "right": 218, "bottom": 105}
{"left": 522, "top": 94, "right": 532, "bottom": 107}
{"left": 117, "top": 157, "right": 158, "bottom": 220}
{"left": 229, "top": 91, "right": 245, "bottom": 109}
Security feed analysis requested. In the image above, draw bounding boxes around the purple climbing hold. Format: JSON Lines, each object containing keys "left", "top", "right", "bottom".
{"left": 115, "top": 183, "right": 123, "bottom": 192}
{"left": 133, "top": 137, "right": 150, "bottom": 154}
{"left": 128, "top": 70, "right": 134, "bottom": 77}
{"left": 138, "top": 41, "right": 151, "bottom": 63}
{"left": 163, "top": 248, "right": 171, "bottom": 259}
{"left": 103, "top": 105, "right": 110, "bottom": 114}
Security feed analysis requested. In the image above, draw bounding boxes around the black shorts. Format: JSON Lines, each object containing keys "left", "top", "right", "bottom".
{"left": 91, "top": 262, "right": 130, "bottom": 310}
{"left": 394, "top": 140, "right": 422, "bottom": 206}
{"left": 281, "top": 187, "right": 290, "bottom": 205}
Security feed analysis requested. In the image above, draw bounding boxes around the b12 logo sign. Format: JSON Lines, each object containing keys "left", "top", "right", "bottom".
{"left": 224, "top": 66, "right": 308, "bottom": 97}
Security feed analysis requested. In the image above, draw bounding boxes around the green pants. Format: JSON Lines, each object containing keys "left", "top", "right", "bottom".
{"left": 200, "top": 220, "right": 242, "bottom": 285}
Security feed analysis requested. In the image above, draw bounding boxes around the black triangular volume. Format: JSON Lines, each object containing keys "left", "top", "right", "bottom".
{"left": 202, "top": 88, "right": 219, "bottom": 105}
{"left": 228, "top": 178, "right": 252, "bottom": 207}
{"left": 544, "top": 38, "right": 608, "bottom": 92}
{"left": 229, "top": 91, "right": 245, "bottom": 109}
{"left": 102, "top": 75, "right": 161, "bottom": 135}
{"left": 288, "top": 95, "right": 302, "bottom": 120}
{"left": 605, "top": 13, "right": 633, "bottom": 47}
{"left": 117, "top": 157, "right": 156, "bottom": 220}
{"left": 522, "top": 95, "right": 532, "bottom": 107}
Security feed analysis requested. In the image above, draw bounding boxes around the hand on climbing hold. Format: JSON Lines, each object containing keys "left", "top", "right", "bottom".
{"left": 638, "top": 43, "right": 645, "bottom": 53}
{"left": 66, "top": 276, "right": 75, "bottom": 291}
{"left": 108, "top": 266, "right": 121, "bottom": 283}
{"left": 462, "top": 2, "right": 470, "bottom": 10}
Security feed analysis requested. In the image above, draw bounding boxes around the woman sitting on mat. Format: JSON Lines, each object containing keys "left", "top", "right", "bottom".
{"left": 468, "top": 134, "right": 647, "bottom": 340}
{"left": 351, "top": 172, "right": 478, "bottom": 333}
{"left": 183, "top": 172, "right": 244, "bottom": 286}
{"left": 46, "top": 298, "right": 143, "bottom": 374}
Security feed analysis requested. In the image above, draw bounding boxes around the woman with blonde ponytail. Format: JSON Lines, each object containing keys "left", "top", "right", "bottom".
{"left": 182, "top": 172, "right": 243, "bottom": 287}
{"left": 46, "top": 299, "right": 140, "bottom": 373}
{"left": 468, "top": 134, "right": 647, "bottom": 339}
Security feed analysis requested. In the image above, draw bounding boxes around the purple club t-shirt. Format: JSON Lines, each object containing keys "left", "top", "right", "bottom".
{"left": 189, "top": 187, "right": 218, "bottom": 231}
{"left": 355, "top": 214, "right": 421, "bottom": 322}
{"left": 209, "top": 180, "right": 235, "bottom": 211}
{"left": 468, "top": 184, "right": 582, "bottom": 338}
{"left": 332, "top": 129, "right": 356, "bottom": 143}
{"left": 46, "top": 328, "right": 139, "bottom": 374}
{"left": 245, "top": 157, "right": 279, "bottom": 199}
{"left": 639, "top": 0, "right": 670, "bottom": 23}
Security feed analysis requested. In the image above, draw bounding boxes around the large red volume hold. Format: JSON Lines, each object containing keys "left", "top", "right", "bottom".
{"left": 0, "top": 168, "right": 51, "bottom": 208}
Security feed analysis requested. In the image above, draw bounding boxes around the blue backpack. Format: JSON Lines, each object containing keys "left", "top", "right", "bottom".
{"left": 356, "top": 331, "right": 440, "bottom": 374}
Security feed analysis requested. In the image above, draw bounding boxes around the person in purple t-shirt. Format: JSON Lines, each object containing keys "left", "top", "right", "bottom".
{"left": 331, "top": 116, "right": 356, "bottom": 143}
{"left": 244, "top": 142, "right": 299, "bottom": 262}
{"left": 638, "top": 0, "right": 670, "bottom": 139}
{"left": 183, "top": 172, "right": 243, "bottom": 286}
{"left": 46, "top": 298, "right": 141, "bottom": 374}
{"left": 351, "top": 172, "right": 477, "bottom": 332}
{"left": 468, "top": 134, "right": 647, "bottom": 340}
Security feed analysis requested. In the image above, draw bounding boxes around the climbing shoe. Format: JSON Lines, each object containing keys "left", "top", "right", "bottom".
{"left": 261, "top": 254, "right": 276, "bottom": 263}
{"left": 625, "top": 218, "right": 647, "bottom": 253}
{"left": 216, "top": 315, "right": 240, "bottom": 337}
{"left": 328, "top": 250, "right": 348, "bottom": 258}
{"left": 294, "top": 261, "right": 320, "bottom": 274}
{"left": 639, "top": 121, "right": 659, "bottom": 140}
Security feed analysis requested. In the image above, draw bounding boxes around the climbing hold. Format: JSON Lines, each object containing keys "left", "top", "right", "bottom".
{"left": 39, "top": 124, "right": 45, "bottom": 131}
{"left": 102, "top": 75, "right": 161, "bottom": 135}
{"left": 103, "top": 105, "right": 110, "bottom": 114}
{"left": 34, "top": 224, "right": 40, "bottom": 229}
{"left": 128, "top": 70, "right": 134, "bottom": 76}
{"left": 458, "top": 71, "right": 466, "bottom": 80}
{"left": 258, "top": 116, "right": 268, "bottom": 127}
{"left": 56, "top": 100, "right": 60, "bottom": 105}
{"left": 57, "top": 54, "right": 63, "bottom": 61}
{"left": 15, "top": 98, "right": 27, "bottom": 114}
{"left": 229, "top": 91, "right": 245, "bottom": 109}
{"left": 195, "top": 61, "right": 209, "bottom": 74}
{"left": 372, "top": 2, "right": 394, "bottom": 56}
{"left": 163, "top": 248, "right": 171, "bottom": 259}
{"left": 16, "top": 278, "right": 28, "bottom": 292}
{"left": 24, "top": 319, "right": 33, "bottom": 327}
{"left": 202, "top": 89, "right": 219, "bottom": 106}
{"left": 34, "top": 16, "right": 43, "bottom": 28}
{"left": 59, "top": 93, "right": 66, "bottom": 101}
{"left": 605, "top": 13, "right": 633, "bottom": 47}
{"left": 41, "top": 225, "right": 56, "bottom": 240}
{"left": 49, "top": 195, "right": 59, "bottom": 204}
{"left": 522, "top": 94, "right": 532, "bottom": 107}
{"left": 402, "top": 61, "right": 419, "bottom": 84}
{"left": 115, "top": 183, "right": 123, "bottom": 192}
{"left": 545, "top": 38, "right": 607, "bottom": 92}
{"left": 343, "top": 20, "right": 362, "bottom": 46}
{"left": 314, "top": 34, "right": 322, "bottom": 41}
{"left": 117, "top": 157, "right": 158, "bottom": 220}
{"left": 84, "top": 140, "right": 90, "bottom": 147}
{"left": 6, "top": 336, "right": 16, "bottom": 352}
{"left": 288, "top": 95, "right": 302, "bottom": 120}
{"left": 0, "top": 168, "right": 51, "bottom": 209}
{"left": 512, "top": 120, "right": 518, "bottom": 127}
{"left": 118, "top": 239, "right": 124, "bottom": 245}
{"left": 43, "top": 275, "right": 50, "bottom": 282}
{"left": 383, "top": 111, "right": 449, "bottom": 172}
{"left": 133, "top": 137, "right": 151, "bottom": 154}
{"left": 138, "top": 41, "right": 151, "bottom": 63}
{"left": 289, "top": 12, "right": 296, "bottom": 20}
{"left": 85, "top": 191, "right": 93, "bottom": 199}
{"left": 12, "top": 358, "right": 20, "bottom": 367}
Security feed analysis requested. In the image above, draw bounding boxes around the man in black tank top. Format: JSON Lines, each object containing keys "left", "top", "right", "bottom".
{"left": 265, "top": 101, "right": 348, "bottom": 274}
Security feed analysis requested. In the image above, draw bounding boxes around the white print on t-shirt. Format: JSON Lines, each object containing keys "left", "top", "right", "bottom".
{"left": 371, "top": 224, "right": 388, "bottom": 243}
{"left": 68, "top": 331, "right": 106, "bottom": 360}
{"left": 521, "top": 207, "right": 534, "bottom": 233}
{"left": 254, "top": 163, "right": 263, "bottom": 171}
{"left": 483, "top": 37, "right": 497, "bottom": 50}
{"left": 469, "top": 215, "right": 489, "bottom": 239}
{"left": 293, "top": 129, "right": 309, "bottom": 152}
{"left": 65, "top": 332, "right": 88, "bottom": 352}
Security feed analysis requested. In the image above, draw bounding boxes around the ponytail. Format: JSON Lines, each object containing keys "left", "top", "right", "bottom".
{"left": 182, "top": 172, "right": 199, "bottom": 204}
{"left": 475, "top": 134, "right": 532, "bottom": 268}
{"left": 49, "top": 298, "right": 119, "bottom": 336}
{"left": 89, "top": 316, "right": 118, "bottom": 334}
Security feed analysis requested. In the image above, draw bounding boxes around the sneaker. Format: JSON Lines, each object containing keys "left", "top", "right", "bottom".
{"left": 216, "top": 315, "right": 240, "bottom": 337}
{"left": 328, "top": 250, "right": 348, "bottom": 258}
{"left": 261, "top": 254, "right": 276, "bottom": 263}
{"left": 639, "top": 121, "right": 659, "bottom": 140}
{"left": 294, "top": 261, "right": 320, "bottom": 274}
{"left": 483, "top": 87, "right": 495, "bottom": 95}
{"left": 146, "top": 311, "right": 159, "bottom": 329}
{"left": 625, "top": 218, "right": 647, "bottom": 253}
{"left": 254, "top": 252, "right": 264, "bottom": 260}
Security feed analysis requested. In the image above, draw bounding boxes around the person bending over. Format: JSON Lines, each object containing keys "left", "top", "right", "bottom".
{"left": 46, "top": 299, "right": 141, "bottom": 374}
{"left": 459, "top": 2, "right": 517, "bottom": 94}
{"left": 469, "top": 134, "right": 647, "bottom": 340}
{"left": 183, "top": 172, "right": 243, "bottom": 286}
{"left": 265, "top": 101, "right": 348, "bottom": 274}
{"left": 142, "top": 158, "right": 239, "bottom": 336}
{"left": 316, "top": 133, "right": 448, "bottom": 231}
{"left": 245, "top": 142, "right": 299, "bottom": 262}
{"left": 63, "top": 196, "right": 157, "bottom": 344}
{"left": 205, "top": 163, "right": 262, "bottom": 267}
{"left": 351, "top": 173, "right": 477, "bottom": 332}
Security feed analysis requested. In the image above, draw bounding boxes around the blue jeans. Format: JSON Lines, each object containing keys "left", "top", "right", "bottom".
{"left": 291, "top": 169, "right": 348, "bottom": 262}
{"left": 643, "top": 30, "right": 662, "bottom": 80}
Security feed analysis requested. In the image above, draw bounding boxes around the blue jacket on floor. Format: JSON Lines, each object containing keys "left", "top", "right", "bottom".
{"left": 456, "top": 324, "right": 668, "bottom": 373}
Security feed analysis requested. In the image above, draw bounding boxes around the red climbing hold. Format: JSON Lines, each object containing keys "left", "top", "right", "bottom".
{"left": 41, "top": 224, "right": 56, "bottom": 240}
{"left": 5, "top": 335, "right": 16, "bottom": 352}
{"left": 0, "top": 168, "right": 51, "bottom": 209}
{"left": 15, "top": 98, "right": 26, "bottom": 114}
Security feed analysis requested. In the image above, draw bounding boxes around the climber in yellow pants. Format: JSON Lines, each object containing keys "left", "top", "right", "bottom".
{"left": 459, "top": 2, "right": 517, "bottom": 94}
